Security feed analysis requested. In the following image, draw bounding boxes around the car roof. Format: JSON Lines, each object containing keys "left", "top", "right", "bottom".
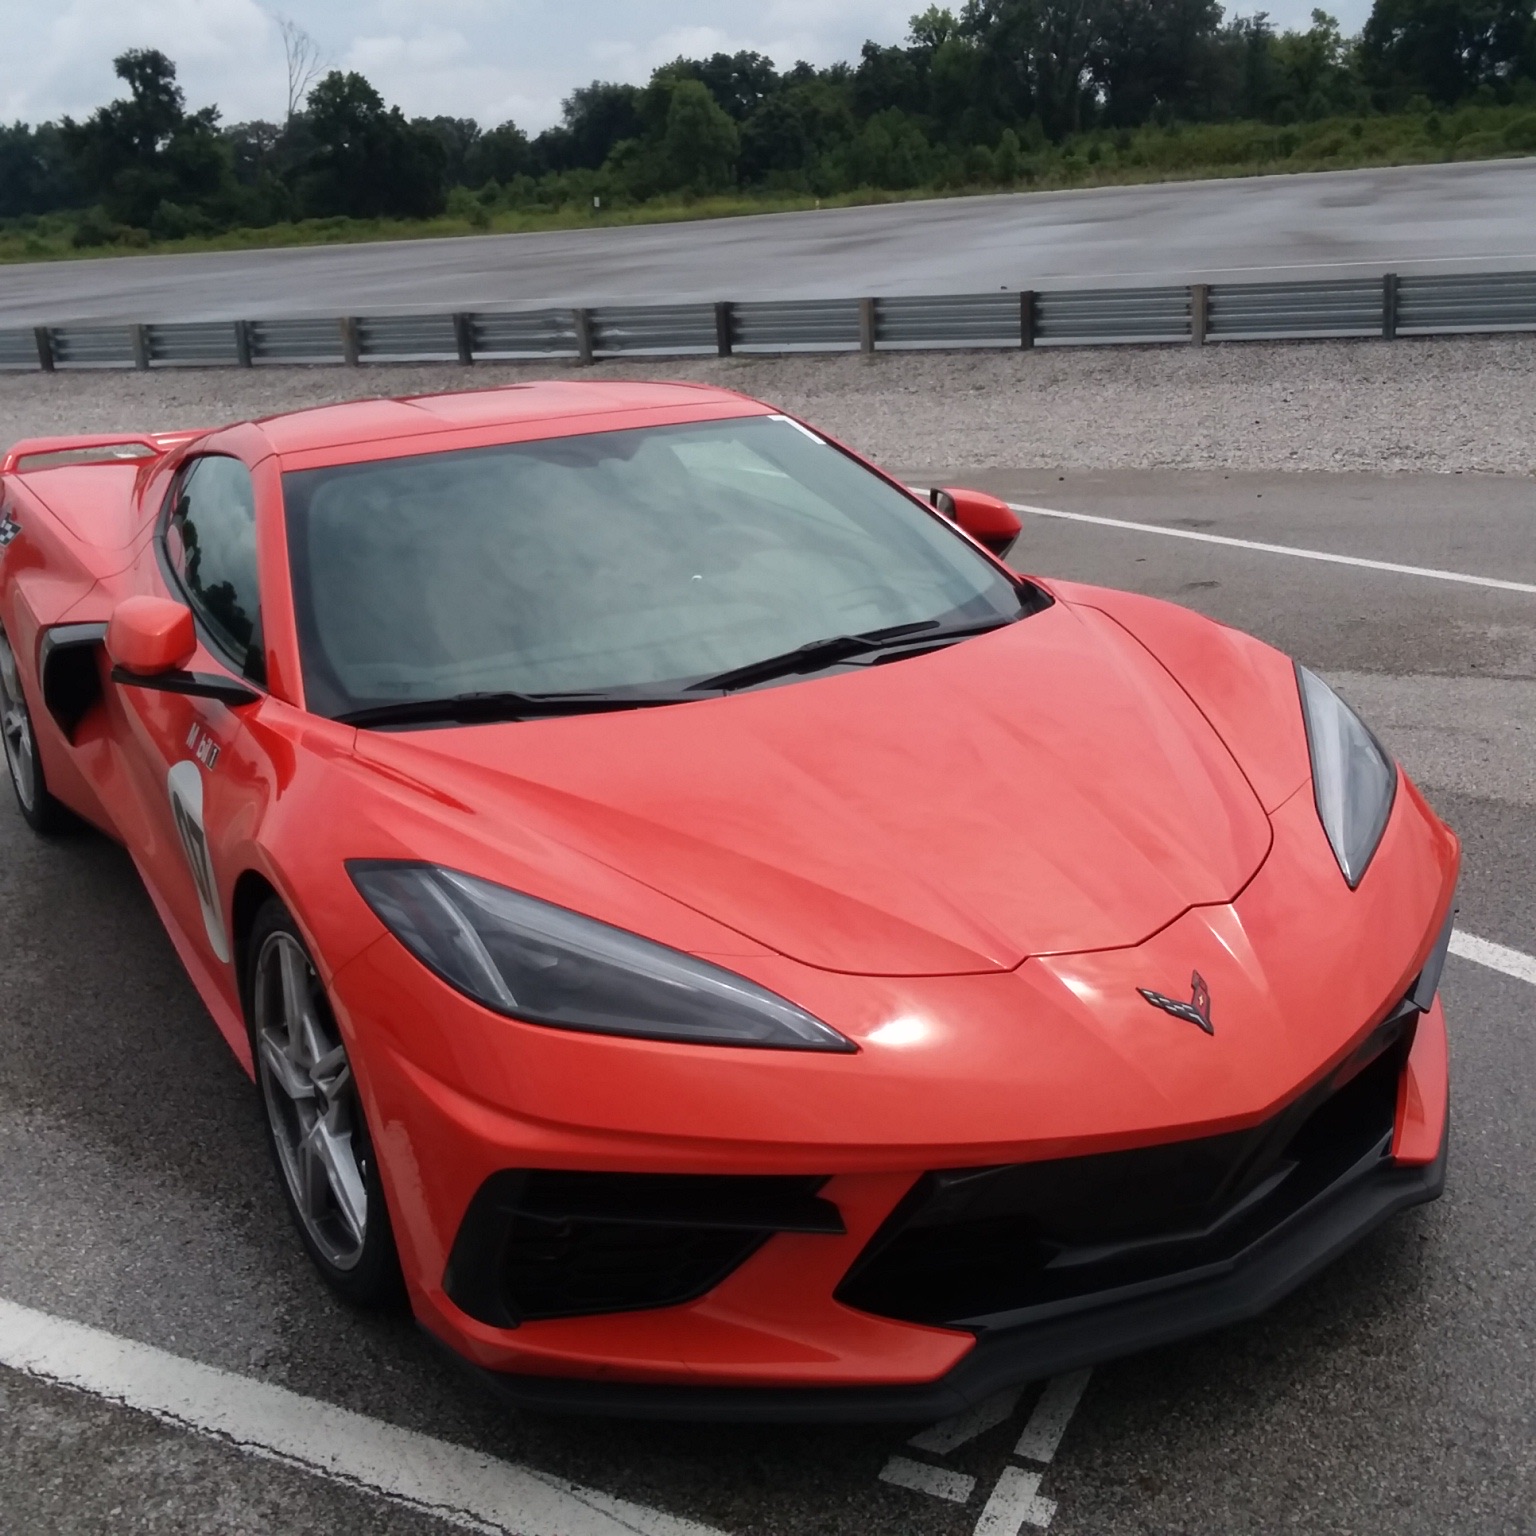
{"left": 250, "top": 379, "right": 765, "bottom": 459}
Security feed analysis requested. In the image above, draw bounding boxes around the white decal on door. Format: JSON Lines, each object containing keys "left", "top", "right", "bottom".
{"left": 167, "top": 759, "right": 230, "bottom": 963}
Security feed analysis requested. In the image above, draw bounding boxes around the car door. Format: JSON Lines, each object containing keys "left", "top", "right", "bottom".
{"left": 110, "top": 454, "right": 266, "bottom": 985}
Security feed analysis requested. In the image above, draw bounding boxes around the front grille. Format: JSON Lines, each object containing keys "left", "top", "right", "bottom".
{"left": 836, "top": 1009, "right": 1416, "bottom": 1329}
{"left": 445, "top": 1171, "right": 844, "bottom": 1326}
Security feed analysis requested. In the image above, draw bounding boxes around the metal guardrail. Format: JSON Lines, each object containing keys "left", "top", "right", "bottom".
{"left": 4, "top": 270, "right": 1535, "bottom": 371}
{"left": 1207, "top": 278, "right": 1385, "bottom": 340}
{"left": 1398, "top": 270, "right": 1536, "bottom": 334}
{"left": 1038, "top": 285, "right": 1192, "bottom": 344}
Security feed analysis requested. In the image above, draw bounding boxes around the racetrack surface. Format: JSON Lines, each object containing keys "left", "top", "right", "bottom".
{"left": 1, "top": 360, "right": 1534, "bottom": 1534}
{"left": 2, "top": 158, "right": 1535, "bottom": 326}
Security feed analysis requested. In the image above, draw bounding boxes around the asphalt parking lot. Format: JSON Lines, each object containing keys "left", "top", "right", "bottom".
{"left": 2, "top": 466, "right": 1533, "bottom": 1535}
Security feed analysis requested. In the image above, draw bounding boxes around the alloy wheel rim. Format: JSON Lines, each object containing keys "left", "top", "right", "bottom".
{"left": 0, "top": 631, "right": 37, "bottom": 813}
{"left": 254, "top": 931, "right": 369, "bottom": 1270}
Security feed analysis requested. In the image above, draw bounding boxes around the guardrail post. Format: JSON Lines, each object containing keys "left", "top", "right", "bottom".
{"left": 858, "top": 297, "right": 877, "bottom": 354}
{"left": 233, "top": 320, "right": 253, "bottom": 367}
{"left": 714, "top": 301, "right": 734, "bottom": 357}
{"left": 130, "top": 324, "right": 150, "bottom": 371}
{"left": 1382, "top": 273, "right": 1399, "bottom": 340}
{"left": 1019, "top": 291, "right": 1036, "bottom": 349}
{"left": 452, "top": 312, "right": 475, "bottom": 366}
{"left": 33, "top": 326, "right": 55, "bottom": 372}
{"left": 1190, "top": 284, "right": 1209, "bottom": 347}
{"left": 339, "top": 316, "right": 361, "bottom": 366}
{"left": 573, "top": 307, "right": 594, "bottom": 366}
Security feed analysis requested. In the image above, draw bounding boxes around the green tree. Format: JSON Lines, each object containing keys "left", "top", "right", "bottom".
{"left": 960, "top": 0, "right": 1102, "bottom": 138}
{"left": 740, "top": 95, "right": 814, "bottom": 181}
{"left": 418, "top": 116, "right": 481, "bottom": 187}
{"left": 297, "top": 71, "right": 446, "bottom": 218}
{"left": 0, "top": 122, "right": 76, "bottom": 216}
{"left": 661, "top": 79, "right": 740, "bottom": 192}
{"left": 691, "top": 52, "right": 782, "bottom": 119}
{"left": 61, "top": 49, "right": 231, "bottom": 229}
{"left": 930, "top": 31, "right": 991, "bottom": 140}
{"left": 853, "top": 39, "right": 927, "bottom": 118}
{"left": 1361, "top": 0, "right": 1536, "bottom": 106}
{"left": 1089, "top": 0, "right": 1226, "bottom": 126}
{"left": 842, "top": 107, "right": 935, "bottom": 187}
{"left": 1270, "top": 10, "right": 1363, "bottom": 117}
{"left": 534, "top": 81, "right": 642, "bottom": 172}
{"left": 994, "top": 124, "right": 1024, "bottom": 177}
{"left": 467, "top": 121, "right": 531, "bottom": 183}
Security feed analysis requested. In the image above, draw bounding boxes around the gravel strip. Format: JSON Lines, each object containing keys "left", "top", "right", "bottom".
{"left": 2, "top": 334, "right": 1534, "bottom": 476}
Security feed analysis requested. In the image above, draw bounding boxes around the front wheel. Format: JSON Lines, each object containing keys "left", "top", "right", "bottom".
{"left": 246, "top": 899, "right": 403, "bottom": 1307}
{"left": 0, "top": 623, "right": 69, "bottom": 835}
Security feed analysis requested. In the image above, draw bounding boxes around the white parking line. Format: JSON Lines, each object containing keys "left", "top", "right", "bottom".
{"left": 909, "top": 1387, "right": 1024, "bottom": 1453}
{"left": 974, "top": 1467, "right": 1057, "bottom": 1534}
{"left": 879, "top": 1455, "right": 977, "bottom": 1503}
{"left": 1008, "top": 502, "right": 1536, "bottom": 595}
{"left": 1450, "top": 930, "right": 1536, "bottom": 986}
{"left": 0, "top": 1297, "right": 721, "bottom": 1536}
{"left": 1013, "top": 1370, "right": 1092, "bottom": 1465}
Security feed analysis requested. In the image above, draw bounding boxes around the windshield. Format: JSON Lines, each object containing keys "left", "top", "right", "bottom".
{"left": 282, "top": 414, "right": 1031, "bottom": 719}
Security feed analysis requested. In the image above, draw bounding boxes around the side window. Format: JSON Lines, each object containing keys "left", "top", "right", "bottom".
{"left": 164, "top": 457, "right": 264, "bottom": 682}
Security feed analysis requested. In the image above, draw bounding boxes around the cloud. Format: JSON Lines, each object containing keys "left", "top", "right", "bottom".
{"left": 2, "top": 0, "right": 284, "bottom": 123}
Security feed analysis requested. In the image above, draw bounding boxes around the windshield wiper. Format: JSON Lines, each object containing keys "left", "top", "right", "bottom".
{"left": 686, "top": 616, "right": 1017, "bottom": 694}
{"left": 337, "top": 615, "right": 1022, "bottom": 724}
{"left": 336, "top": 689, "right": 685, "bottom": 728}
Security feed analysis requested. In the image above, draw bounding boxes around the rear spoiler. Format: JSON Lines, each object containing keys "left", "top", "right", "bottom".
{"left": 1, "top": 430, "right": 207, "bottom": 475}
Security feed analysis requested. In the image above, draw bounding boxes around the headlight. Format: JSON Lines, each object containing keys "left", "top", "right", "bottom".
{"left": 348, "top": 861, "right": 855, "bottom": 1053}
{"left": 1296, "top": 666, "right": 1396, "bottom": 888}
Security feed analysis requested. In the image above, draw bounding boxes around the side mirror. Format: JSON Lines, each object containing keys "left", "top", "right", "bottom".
{"left": 930, "top": 487, "right": 1023, "bottom": 561}
{"left": 106, "top": 596, "right": 259, "bottom": 707}
{"left": 106, "top": 596, "right": 196, "bottom": 677}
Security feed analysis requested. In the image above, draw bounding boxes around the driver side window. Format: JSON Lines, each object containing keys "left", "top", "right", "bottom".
{"left": 164, "top": 456, "right": 264, "bottom": 683}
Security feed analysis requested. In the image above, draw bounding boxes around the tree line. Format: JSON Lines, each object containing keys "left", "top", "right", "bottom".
{"left": 2, "top": 0, "right": 1535, "bottom": 245}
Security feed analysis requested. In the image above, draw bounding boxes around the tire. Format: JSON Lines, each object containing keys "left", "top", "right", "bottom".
{"left": 244, "top": 897, "right": 404, "bottom": 1307}
{"left": 0, "top": 622, "right": 69, "bottom": 836}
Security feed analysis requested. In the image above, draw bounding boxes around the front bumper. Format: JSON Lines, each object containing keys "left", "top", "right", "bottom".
{"left": 446, "top": 1076, "right": 1447, "bottom": 1422}
{"left": 416, "top": 994, "right": 1449, "bottom": 1422}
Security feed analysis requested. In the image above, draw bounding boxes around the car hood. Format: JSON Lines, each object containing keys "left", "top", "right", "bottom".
{"left": 351, "top": 598, "right": 1273, "bottom": 976}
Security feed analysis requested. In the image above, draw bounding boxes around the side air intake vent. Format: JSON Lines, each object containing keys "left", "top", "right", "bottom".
{"left": 445, "top": 1170, "right": 843, "bottom": 1326}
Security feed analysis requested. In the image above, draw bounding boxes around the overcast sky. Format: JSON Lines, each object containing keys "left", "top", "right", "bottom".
{"left": 1, "top": 1, "right": 1377, "bottom": 134}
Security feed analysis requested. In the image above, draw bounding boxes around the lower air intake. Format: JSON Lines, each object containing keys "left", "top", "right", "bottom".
{"left": 445, "top": 1170, "right": 843, "bottom": 1326}
{"left": 836, "top": 1010, "right": 1415, "bottom": 1330}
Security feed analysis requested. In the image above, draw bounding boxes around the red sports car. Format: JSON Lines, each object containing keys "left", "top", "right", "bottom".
{"left": 0, "top": 383, "right": 1455, "bottom": 1420}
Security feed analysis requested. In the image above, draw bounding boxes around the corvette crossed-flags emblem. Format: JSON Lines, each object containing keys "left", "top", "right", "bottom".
{"left": 1138, "top": 970, "right": 1215, "bottom": 1035}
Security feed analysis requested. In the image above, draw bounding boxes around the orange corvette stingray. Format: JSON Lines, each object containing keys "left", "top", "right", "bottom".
{"left": 0, "top": 383, "right": 1455, "bottom": 1420}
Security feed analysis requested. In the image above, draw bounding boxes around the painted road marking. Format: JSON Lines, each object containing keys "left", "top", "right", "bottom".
{"left": 1450, "top": 930, "right": 1536, "bottom": 986}
{"left": 974, "top": 1467, "right": 1057, "bottom": 1534}
{"left": 879, "top": 1455, "right": 978, "bottom": 1503}
{"left": 1007, "top": 502, "right": 1536, "bottom": 595}
{"left": 1013, "top": 1370, "right": 1092, "bottom": 1465}
{"left": 882, "top": 1370, "right": 1091, "bottom": 1532}
{"left": 910, "top": 1387, "right": 1024, "bottom": 1453}
{"left": 0, "top": 1297, "right": 721, "bottom": 1536}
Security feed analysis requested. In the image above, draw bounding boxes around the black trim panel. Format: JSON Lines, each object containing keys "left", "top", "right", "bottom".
{"left": 40, "top": 622, "right": 108, "bottom": 740}
{"left": 1410, "top": 901, "right": 1456, "bottom": 1012}
{"left": 109, "top": 664, "right": 260, "bottom": 708}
